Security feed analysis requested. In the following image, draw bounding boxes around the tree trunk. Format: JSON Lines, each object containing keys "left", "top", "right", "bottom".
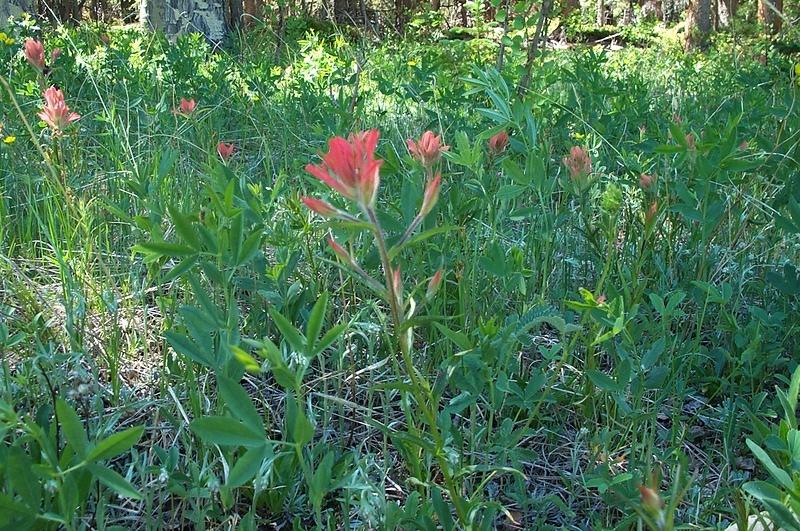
{"left": 141, "top": 0, "right": 227, "bottom": 42}
{"left": 0, "top": 0, "right": 34, "bottom": 23}
{"left": 562, "top": 0, "right": 579, "bottom": 17}
{"left": 685, "top": 0, "right": 712, "bottom": 50}
{"left": 758, "top": 0, "right": 782, "bottom": 33}
{"left": 596, "top": 0, "right": 605, "bottom": 24}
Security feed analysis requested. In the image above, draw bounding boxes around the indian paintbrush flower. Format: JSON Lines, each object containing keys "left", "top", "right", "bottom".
{"left": 407, "top": 131, "right": 448, "bottom": 169}
{"left": 217, "top": 141, "right": 235, "bottom": 161}
{"left": 327, "top": 236, "right": 353, "bottom": 264}
{"left": 639, "top": 173, "right": 656, "bottom": 190}
{"left": 426, "top": 269, "right": 443, "bottom": 300}
{"left": 306, "top": 129, "right": 382, "bottom": 208}
{"left": 487, "top": 130, "right": 509, "bottom": 155}
{"left": 420, "top": 173, "right": 441, "bottom": 217}
{"left": 302, "top": 197, "right": 340, "bottom": 218}
{"left": 175, "top": 98, "right": 197, "bottom": 117}
{"left": 24, "top": 38, "right": 45, "bottom": 70}
{"left": 38, "top": 86, "right": 80, "bottom": 134}
{"left": 563, "top": 146, "right": 592, "bottom": 181}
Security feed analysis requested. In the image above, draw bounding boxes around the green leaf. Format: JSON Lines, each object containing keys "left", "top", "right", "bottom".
{"left": 162, "top": 255, "right": 198, "bottom": 283}
{"left": 309, "top": 450, "right": 335, "bottom": 511}
{"left": 88, "top": 464, "right": 143, "bottom": 500}
{"left": 237, "top": 230, "right": 263, "bottom": 266}
{"left": 166, "top": 331, "right": 214, "bottom": 368}
{"left": 286, "top": 397, "right": 314, "bottom": 446}
{"left": 432, "top": 487, "right": 455, "bottom": 531}
{"left": 313, "top": 323, "right": 347, "bottom": 356}
{"left": 190, "top": 416, "right": 265, "bottom": 447}
{"left": 641, "top": 338, "right": 665, "bottom": 370}
{"left": 86, "top": 426, "right": 144, "bottom": 463}
{"left": 747, "top": 439, "right": 794, "bottom": 490}
{"left": 269, "top": 308, "right": 307, "bottom": 354}
{"left": 167, "top": 205, "right": 202, "bottom": 250}
{"left": 218, "top": 376, "right": 263, "bottom": 430}
{"left": 133, "top": 241, "right": 196, "bottom": 259}
{"left": 306, "top": 292, "right": 328, "bottom": 352}
{"left": 56, "top": 399, "right": 89, "bottom": 458}
{"left": 433, "top": 322, "right": 473, "bottom": 351}
{"left": 587, "top": 369, "right": 622, "bottom": 392}
{"left": 227, "top": 444, "right": 270, "bottom": 488}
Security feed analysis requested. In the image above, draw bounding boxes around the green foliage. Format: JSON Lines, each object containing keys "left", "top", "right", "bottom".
{"left": 0, "top": 17, "right": 798, "bottom": 530}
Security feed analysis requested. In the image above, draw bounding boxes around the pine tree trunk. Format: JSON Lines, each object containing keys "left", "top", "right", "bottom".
{"left": 758, "top": 0, "right": 782, "bottom": 33}
{"left": 685, "top": 0, "right": 712, "bottom": 50}
{"left": 141, "top": 0, "right": 227, "bottom": 42}
{"left": 0, "top": 0, "right": 34, "bottom": 24}
{"left": 562, "top": 0, "right": 580, "bottom": 17}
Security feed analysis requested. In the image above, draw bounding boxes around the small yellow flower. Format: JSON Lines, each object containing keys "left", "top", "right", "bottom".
{"left": 5, "top": 38, "right": 15, "bottom": 46}
{"left": 0, "top": 32, "right": 7, "bottom": 41}
{"left": 3, "top": 136, "right": 16, "bottom": 144}
{"left": 795, "top": 63, "right": 800, "bottom": 77}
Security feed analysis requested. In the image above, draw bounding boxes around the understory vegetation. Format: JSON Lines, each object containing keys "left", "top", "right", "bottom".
{"left": 1, "top": 15, "right": 800, "bottom": 530}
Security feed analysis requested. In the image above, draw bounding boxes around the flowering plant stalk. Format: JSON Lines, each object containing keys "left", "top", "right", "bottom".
{"left": 303, "top": 129, "right": 469, "bottom": 522}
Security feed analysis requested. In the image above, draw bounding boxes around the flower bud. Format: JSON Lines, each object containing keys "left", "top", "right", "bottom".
{"left": 420, "top": 173, "right": 441, "bottom": 217}
{"left": 24, "top": 39, "right": 45, "bottom": 70}
{"left": 327, "top": 236, "right": 352, "bottom": 264}
{"left": 487, "top": 130, "right": 509, "bottom": 155}
{"left": 639, "top": 173, "right": 656, "bottom": 190}
{"left": 426, "top": 270, "right": 443, "bottom": 300}
{"left": 302, "top": 197, "right": 339, "bottom": 218}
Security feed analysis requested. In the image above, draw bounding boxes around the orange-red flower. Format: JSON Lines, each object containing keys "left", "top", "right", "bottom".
{"left": 426, "top": 269, "right": 443, "bottom": 299}
{"left": 175, "top": 98, "right": 197, "bottom": 117}
{"left": 302, "top": 197, "right": 339, "bottom": 218}
{"left": 645, "top": 200, "right": 658, "bottom": 225}
{"left": 24, "top": 39, "right": 45, "bottom": 70}
{"left": 217, "top": 141, "right": 235, "bottom": 161}
{"left": 488, "top": 130, "right": 509, "bottom": 154}
{"left": 639, "top": 173, "right": 656, "bottom": 190}
{"left": 306, "top": 129, "right": 382, "bottom": 207}
{"left": 420, "top": 173, "right": 441, "bottom": 217}
{"left": 407, "top": 131, "right": 448, "bottom": 168}
{"left": 38, "top": 86, "right": 80, "bottom": 134}
{"left": 563, "top": 146, "right": 592, "bottom": 180}
{"left": 327, "top": 236, "right": 352, "bottom": 263}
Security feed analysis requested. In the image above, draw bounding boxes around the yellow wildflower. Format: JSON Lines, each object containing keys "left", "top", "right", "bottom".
{"left": 3, "top": 136, "right": 16, "bottom": 144}
{"left": 5, "top": 38, "right": 15, "bottom": 46}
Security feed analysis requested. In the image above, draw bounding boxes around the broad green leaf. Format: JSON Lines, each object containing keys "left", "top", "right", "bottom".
{"left": 269, "top": 308, "right": 306, "bottom": 354}
{"left": 133, "top": 241, "right": 195, "bottom": 259}
{"left": 587, "top": 369, "right": 622, "bottom": 392}
{"left": 641, "top": 338, "right": 665, "bottom": 370}
{"left": 306, "top": 292, "right": 328, "bottom": 352}
{"left": 88, "top": 464, "right": 142, "bottom": 500}
{"left": 190, "top": 416, "right": 265, "bottom": 447}
{"left": 228, "top": 444, "right": 270, "bottom": 488}
{"left": 218, "top": 376, "right": 263, "bottom": 429}
{"left": 57, "top": 399, "right": 88, "bottom": 458}
{"left": 167, "top": 205, "right": 202, "bottom": 250}
{"left": 166, "top": 331, "right": 214, "bottom": 368}
{"left": 86, "top": 426, "right": 144, "bottom": 463}
{"left": 313, "top": 323, "right": 347, "bottom": 356}
{"left": 747, "top": 439, "right": 794, "bottom": 490}
{"left": 309, "top": 450, "right": 335, "bottom": 511}
{"left": 433, "top": 322, "right": 473, "bottom": 351}
{"left": 286, "top": 397, "right": 314, "bottom": 446}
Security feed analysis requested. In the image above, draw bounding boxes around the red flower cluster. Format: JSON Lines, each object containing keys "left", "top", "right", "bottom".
{"left": 305, "top": 129, "right": 382, "bottom": 207}
{"left": 38, "top": 86, "right": 80, "bottom": 134}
